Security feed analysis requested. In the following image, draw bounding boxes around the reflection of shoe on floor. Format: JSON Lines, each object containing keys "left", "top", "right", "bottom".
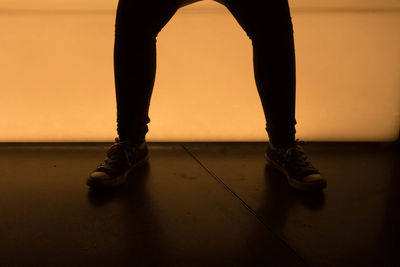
{"left": 265, "top": 140, "right": 327, "bottom": 192}
{"left": 87, "top": 137, "right": 149, "bottom": 188}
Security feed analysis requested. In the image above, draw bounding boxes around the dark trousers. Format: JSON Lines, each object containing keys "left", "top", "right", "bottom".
{"left": 114, "top": 0, "right": 297, "bottom": 147}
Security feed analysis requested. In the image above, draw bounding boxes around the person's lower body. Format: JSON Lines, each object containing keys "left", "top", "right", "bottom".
{"left": 87, "top": 0, "right": 326, "bottom": 191}
{"left": 114, "top": 0, "right": 296, "bottom": 147}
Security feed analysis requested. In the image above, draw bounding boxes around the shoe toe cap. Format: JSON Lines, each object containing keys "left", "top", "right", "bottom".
{"left": 91, "top": 171, "right": 110, "bottom": 179}
{"left": 303, "top": 173, "right": 327, "bottom": 188}
{"left": 87, "top": 171, "right": 112, "bottom": 186}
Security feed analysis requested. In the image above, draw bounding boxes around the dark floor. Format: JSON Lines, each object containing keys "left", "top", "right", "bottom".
{"left": 0, "top": 142, "right": 399, "bottom": 266}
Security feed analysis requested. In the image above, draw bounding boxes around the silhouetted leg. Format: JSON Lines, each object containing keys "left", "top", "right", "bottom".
{"left": 114, "top": 1, "right": 180, "bottom": 143}
{"left": 222, "top": 0, "right": 297, "bottom": 148}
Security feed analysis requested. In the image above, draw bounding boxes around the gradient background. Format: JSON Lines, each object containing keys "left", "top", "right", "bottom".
{"left": 1, "top": 0, "right": 399, "bottom": 142}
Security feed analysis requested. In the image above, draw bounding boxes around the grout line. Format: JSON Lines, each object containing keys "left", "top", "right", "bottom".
{"left": 180, "top": 143, "right": 310, "bottom": 267}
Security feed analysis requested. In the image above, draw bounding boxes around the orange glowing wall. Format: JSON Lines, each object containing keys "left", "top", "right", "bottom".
{"left": 1, "top": 1, "right": 399, "bottom": 141}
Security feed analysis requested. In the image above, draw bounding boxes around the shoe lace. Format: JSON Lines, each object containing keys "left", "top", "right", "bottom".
{"left": 284, "top": 140, "right": 316, "bottom": 171}
{"left": 98, "top": 138, "right": 132, "bottom": 171}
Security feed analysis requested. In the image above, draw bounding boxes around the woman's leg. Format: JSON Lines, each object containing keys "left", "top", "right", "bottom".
{"left": 222, "top": 0, "right": 297, "bottom": 148}
{"left": 114, "top": 0, "right": 180, "bottom": 143}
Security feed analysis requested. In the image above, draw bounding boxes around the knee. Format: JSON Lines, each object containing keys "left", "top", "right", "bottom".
{"left": 115, "top": 17, "right": 158, "bottom": 39}
{"left": 245, "top": 17, "right": 294, "bottom": 43}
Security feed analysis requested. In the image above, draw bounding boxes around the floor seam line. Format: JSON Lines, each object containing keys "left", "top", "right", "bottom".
{"left": 180, "top": 144, "right": 310, "bottom": 267}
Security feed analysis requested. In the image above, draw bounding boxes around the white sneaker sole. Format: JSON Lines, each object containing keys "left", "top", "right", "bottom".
{"left": 265, "top": 152, "right": 326, "bottom": 192}
{"left": 87, "top": 154, "right": 149, "bottom": 188}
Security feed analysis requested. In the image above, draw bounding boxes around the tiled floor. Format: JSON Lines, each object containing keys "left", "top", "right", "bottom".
{"left": 0, "top": 142, "right": 398, "bottom": 266}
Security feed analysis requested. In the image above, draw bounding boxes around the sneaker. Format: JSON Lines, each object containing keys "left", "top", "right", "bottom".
{"left": 87, "top": 137, "right": 149, "bottom": 188}
{"left": 265, "top": 140, "right": 327, "bottom": 192}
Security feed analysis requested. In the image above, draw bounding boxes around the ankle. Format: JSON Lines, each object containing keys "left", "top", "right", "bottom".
{"left": 270, "top": 141, "right": 296, "bottom": 151}
{"left": 118, "top": 136, "right": 145, "bottom": 145}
